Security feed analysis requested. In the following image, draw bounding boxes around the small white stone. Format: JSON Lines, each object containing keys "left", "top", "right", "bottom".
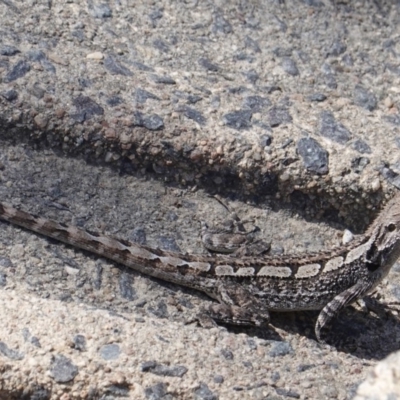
{"left": 86, "top": 52, "right": 104, "bottom": 60}
{"left": 342, "top": 229, "right": 354, "bottom": 244}
{"left": 371, "top": 179, "right": 381, "bottom": 192}
{"left": 295, "top": 263, "right": 321, "bottom": 278}
{"left": 64, "top": 266, "right": 79, "bottom": 275}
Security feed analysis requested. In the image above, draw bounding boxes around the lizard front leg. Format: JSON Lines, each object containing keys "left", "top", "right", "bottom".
{"left": 315, "top": 280, "right": 373, "bottom": 342}
{"left": 201, "top": 282, "right": 271, "bottom": 327}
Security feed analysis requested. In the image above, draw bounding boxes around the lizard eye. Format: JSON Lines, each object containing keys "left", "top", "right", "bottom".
{"left": 388, "top": 223, "right": 396, "bottom": 232}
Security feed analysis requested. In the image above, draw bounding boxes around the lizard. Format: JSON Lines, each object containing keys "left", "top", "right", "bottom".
{"left": 0, "top": 193, "right": 400, "bottom": 342}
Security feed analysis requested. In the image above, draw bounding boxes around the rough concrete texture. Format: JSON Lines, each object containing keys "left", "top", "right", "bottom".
{"left": 355, "top": 350, "right": 400, "bottom": 400}
{"left": 0, "top": 0, "right": 400, "bottom": 399}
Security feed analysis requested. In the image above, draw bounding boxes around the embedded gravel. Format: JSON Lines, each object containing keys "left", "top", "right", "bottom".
{"left": 0, "top": 142, "right": 399, "bottom": 400}
{"left": 0, "top": 0, "right": 400, "bottom": 399}
{"left": 0, "top": 0, "right": 400, "bottom": 221}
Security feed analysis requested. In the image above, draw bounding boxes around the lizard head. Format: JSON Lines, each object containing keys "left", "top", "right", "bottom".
{"left": 366, "top": 193, "right": 400, "bottom": 276}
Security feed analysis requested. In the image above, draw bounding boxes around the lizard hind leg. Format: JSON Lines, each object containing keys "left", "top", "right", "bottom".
{"left": 315, "top": 281, "right": 372, "bottom": 342}
{"left": 203, "top": 282, "right": 271, "bottom": 327}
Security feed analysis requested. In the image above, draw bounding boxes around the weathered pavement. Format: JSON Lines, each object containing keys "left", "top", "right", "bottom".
{"left": 1, "top": 1, "right": 400, "bottom": 399}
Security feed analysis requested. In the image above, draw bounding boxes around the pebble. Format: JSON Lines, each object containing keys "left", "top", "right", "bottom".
{"left": 319, "top": 111, "right": 351, "bottom": 144}
{"left": 86, "top": 52, "right": 104, "bottom": 60}
{"left": 297, "top": 137, "right": 329, "bottom": 175}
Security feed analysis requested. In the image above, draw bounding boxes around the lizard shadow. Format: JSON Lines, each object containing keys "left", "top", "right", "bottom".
{"left": 219, "top": 306, "right": 400, "bottom": 361}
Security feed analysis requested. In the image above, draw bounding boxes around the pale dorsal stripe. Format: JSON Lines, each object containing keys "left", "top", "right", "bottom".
{"left": 295, "top": 263, "right": 321, "bottom": 278}
{"left": 323, "top": 256, "right": 344, "bottom": 272}
{"left": 257, "top": 266, "right": 292, "bottom": 278}
{"left": 188, "top": 261, "right": 211, "bottom": 272}
{"left": 345, "top": 242, "right": 370, "bottom": 264}
{"left": 235, "top": 267, "right": 255, "bottom": 276}
{"left": 215, "top": 265, "right": 234, "bottom": 275}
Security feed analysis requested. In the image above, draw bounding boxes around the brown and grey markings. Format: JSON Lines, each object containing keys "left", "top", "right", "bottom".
{"left": 1, "top": 193, "right": 400, "bottom": 343}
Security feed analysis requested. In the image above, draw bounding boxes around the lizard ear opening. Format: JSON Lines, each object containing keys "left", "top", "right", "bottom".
{"left": 387, "top": 223, "right": 396, "bottom": 232}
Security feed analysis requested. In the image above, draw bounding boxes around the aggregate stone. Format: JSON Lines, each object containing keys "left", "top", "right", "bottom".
{"left": 187, "top": 94, "right": 202, "bottom": 104}
{"left": 131, "top": 61, "right": 154, "bottom": 72}
{"left": 71, "top": 95, "right": 104, "bottom": 122}
{"left": 244, "top": 36, "right": 261, "bottom": 53}
{"left": 327, "top": 40, "right": 347, "bottom": 57}
{"left": 271, "top": 371, "right": 280, "bottom": 382}
{"left": 147, "top": 300, "right": 169, "bottom": 319}
{"left": 0, "top": 272, "right": 6, "bottom": 286}
{"left": 323, "top": 74, "right": 338, "bottom": 89}
{"left": 0, "top": 89, "right": 18, "bottom": 101}
{"left": 106, "top": 95, "right": 123, "bottom": 106}
{"left": 380, "top": 164, "right": 400, "bottom": 189}
{"left": 297, "top": 137, "right": 329, "bottom": 175}
{"left": 29, "top": 387, "right": 50, "bottom": 400}
{"left": 275, "top": 387, "right": 300, "bottom": 399}
{"left": 103, "top": 55, "right": 133, "bottom": 76}
{"left": 220, "top": 349, "right": 234, "bottom": 360}
{"left": 150, "top": 74, "right": 176, "bottom": 84}
{"left": 141, "top": 361, "right": 188, "bottom": 377}
{"left": 49, "top": 355, "right": 78, "bottom": 383}
{"left": 212, "top": 11, "right": 233, "bottom": 34}
{"left": 153, "top": 38, "right": 170, "bottom": 53}
{"left": 281, "top": 57, "right": 300, "bottom": 76}
{"left": 321, "top": 62, "right": 334, "bottom": 75}
{"left": 148, "top": 8, "right": 163, "bottom": 22}
{"left": 29, "top": 83, "right": 45, "bottom": 99}
{"left": 198, "top": 57, "right": 220, "bottom": 72}
{"left": 157, "top": 236, "right": 181, "bottom": 252}
{"left": 243, "top": 68, "right": 259, "bottom": 84}
{"left": 3, "top": 60, "right": 30, "bottom": 82}
{"left": 260, "top": 134, "right": 272, "bottom": 147}
{"left": 0, "top": 341, "right": 24, "bottom": 360}
{"left": 342, "top": 53, "right": 354, "bottom": 66}
{"left": 0, "top": 256, "right": 13, "bottom": 268}
{"left": 351, "top": 157, "right": 370, "bottom": 173}
{"left": 194, "top": 382, "right": 218, "bottom": 400}
{"left": 273, "top": 47, "right": 293, "bottom": 57}
{"left": 318, "top": 111, "right": 351, "bottom": 144}
{"left": 119, "top": 272, "right": 137, "bottom": 300}
{"left": 242, "top": 95, "right": 271, "bottom": 112}
{"left": 144, "top": 382, "right": 169, "bottom": 400}
{"left": 135, "top": 88, "right": 160, "bottom": 104}
{"left": 178, "top": 105, "right": 206, "bottom": 125}
{"left": 100, "top": 344, "right": 121, "bottom": 360}
{"left": 354, "top": 85, "right": 378, "bottom": 111}
{"left": 297, "top": 364, "right": 315, "bottom": 372}
{"left": 133, "top": 111, "right": 164, "bottom": 130}
{"left": 268, "top": 341, "right": 293, "bottom": 358}
{"left": 268, "top": 106, "right": 292, "bottom": 127}
{"left": 90, "top": 3, "right": 112, "bottom": 18}
{"left": 129, "top": 227, "right": 147, "bottom": 245}
{"left": 26, "top": 49, "right": 46, "bottom": 62}
{"left": 0, "top": 45, "right": 20, "bottom": 56}
{"left": 105, "top": 384, "right": 131, "bottom": 397}
{"left": 223, "top": 109, "right": 253, "bottom": 130}
{"left": 384, "top": 114, "right": 400, "bottom": 126}
{"left": 308, "top": 93, "right": 327, "bottom": 102}
{"left": 352, "top": 139, "right": 372, "bottom": 154}
{"left": 72, "top": 334, "right": 87, "bottom": 352}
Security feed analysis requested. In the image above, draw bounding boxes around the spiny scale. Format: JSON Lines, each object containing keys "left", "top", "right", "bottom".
{"left": 1, "top": 193, "right": 400, "bottom": 342}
